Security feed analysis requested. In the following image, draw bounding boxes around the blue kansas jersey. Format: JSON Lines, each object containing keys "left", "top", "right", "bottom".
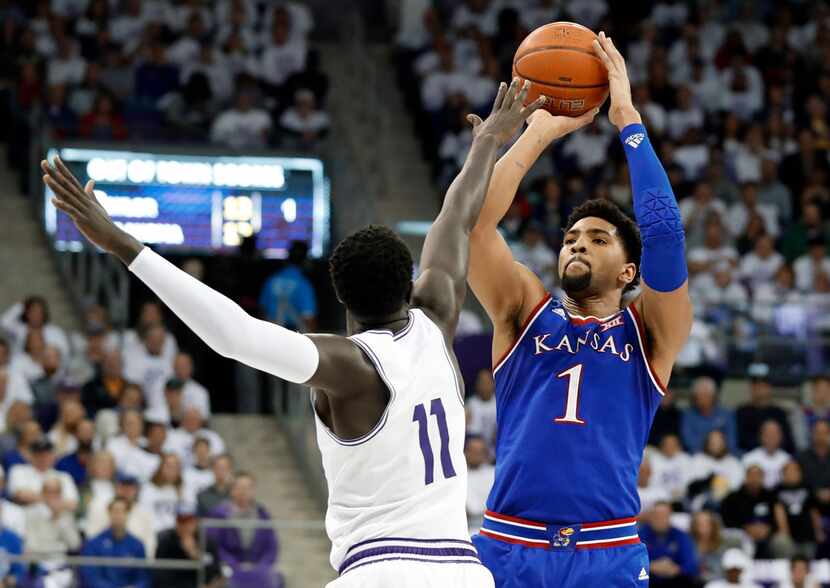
{"left": 488, "top": 294, "right": 665, "bottom": 525}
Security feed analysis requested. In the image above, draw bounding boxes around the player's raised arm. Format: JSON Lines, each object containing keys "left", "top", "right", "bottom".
{"left": 592, "top": 32, "right": 693, "bottom": 384}
{"left": 468, "top": 105, "right": 597, "bottom": 330}
{"left": 41, "top": 157, "right": 379, "bottom": 397}
{"left": 411, "top": 79, "right": 545, "bottom": 336}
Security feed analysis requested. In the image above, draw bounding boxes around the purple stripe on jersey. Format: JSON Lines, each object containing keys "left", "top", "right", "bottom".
{"left": 339, "top": 545, "right": 479, "bottom": 574}
{"left": 343, "top": 556, "right": 484, "bottom": 576}
{"left": 344, "top": 536, "right": 476, "bottom": 555}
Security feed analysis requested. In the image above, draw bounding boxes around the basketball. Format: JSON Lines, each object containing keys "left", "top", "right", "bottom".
{"left": 512, "top": 21, "right": 609, "bottom": 117}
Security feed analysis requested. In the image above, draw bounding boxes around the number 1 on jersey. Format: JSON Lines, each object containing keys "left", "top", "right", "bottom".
{"left": 413, "top": 398, "right": 457, "bottom": 485}
{"left": 555, "top": 364, "right": 586, "bottom": 425}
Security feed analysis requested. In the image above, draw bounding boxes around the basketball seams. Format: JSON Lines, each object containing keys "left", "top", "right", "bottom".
{"left": 513, "top": 46, "right": 608, "bottom": 90}
{"left": 514, "top": 44, "right": 604, "bottom": 61}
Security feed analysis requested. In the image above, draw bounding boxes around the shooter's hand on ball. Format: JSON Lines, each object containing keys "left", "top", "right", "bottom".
{"left": 525, "top": 107, "right": 600, "bottom": 146}
{"left": 467, "top": 78, "right": 546, "bottom": 146}
{"left": 592, "top": 31, "right": 642, "bottom": 131}
{"left": 41, "top": 156, "right": 143, "bottom": 265}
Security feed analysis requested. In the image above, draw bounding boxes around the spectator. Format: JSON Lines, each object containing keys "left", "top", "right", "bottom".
{"left": 649, "top": 392, "right": 683, "bottom": 446}
{"left": 259, "top": 241, "right": 317, "bottom": 332}
{"left": 183, "top": 437, "right": 214, "bottom": 504}
{"left": 47, "top": 36, "right": 86, "bottom": 86}
{"left": 167, "top": 12, "right": 206, "bottom": 66}
{"left": 260, "top": 15, "right": 306, "bottom": 89}
{"left": 8, "top": 437, "right": 78, "bottom": 510}
{"left": 781, "top": 201, "right": 830, "bottom": 263}
{"left": 210, "top": 90, "right": 272, "bottom": 150}
{"left": 738, "top": 234, "right": 785, "bottom": 292}
{"left": 689, "top": 430, "right": 746, "bottom": 505}
{"left": 139, "top": 453, "right": 183, "bottom": 534}
{"left": 797, "top": 419, "right": 830, "bottom": 502}
{"left": 682, "top": 377, "right": 738, "bottom": 454}
{"left": 681, "top": 185, "right": 728, "bottom": 249}
{"left": 3, "top": 419, "right": 41, "bottom": 472}
{"left": 122, "top": 302, "right": 178, "bottom": 365}
{"left": 66, "top": 323, "right": 109, "bottom": 388}
{"left": 123, "top": 323, "right": 174, "bottom": 411}
{"left": 736, "top": 363, "right": 795, "bottom": 452}
{"left": 742, "top": 420, "right": 792, "bottom": 489}
{"left": 690, "top": 510, "right": 729, "bottom": 584}
{"left": 167, "top": 407, "right": 224, "bottom": 467}
{"left": 86, "top": 473, "right": 156, "bottom": 558}
{"left": 0, "top": 296, "right": 69, "bottom": 358}
{"left": 172, "top": 352, "right": 210, "bottom": 421}
{"left": 650, "top": 434, "right": 692, "bottom": 505}
{"left": 791, "top": 375, "right": 830, "bottom": 451}
{"left": 466, "top": 369, "right": 497, "bottom": 450}
{"left": 78, "top": 92, "right": 128, "bottom": 140}
{"left": 80, "top": 449, "right": 116, "bottom": 512}
{"left": 144, "top": 420, "right": 170, "bottom": 457}
{"left": 279, "top": 88, "right": 330, "bottom": 149}
{"left": 667, "top": 86, "right": 704, "bottom": 141}
{"left": 720, "top": 465, "right": 779, "bottom": 558}
{"left": 105, "top": 409, "right": 160, "bottom": 483}
{"left": 509, "top": 222, "right": 558, "bottom": 291}
{"left": 0, "top": 369, "right": 33, "bottom": 433}
{"left": 773, "top": 461, "right": 823, "bottom": 559}
{"left": 0, "top": 467, "right": 25, "bottom": 539}
{"left": 80, "top": 497, "right": 150, "bottom": 588}
{"left": 640, "top": 501, "right": 699, "bottom": 588}
{"left": 758, "top": 158, "right": 793, "bottom": 223}
{"left": 48, "top": 397, "right": 85, "bottom": 457}
{"left": 782, "top": 555, "right": 822, "bottom": 588}
{"left": 703, "top": 548, "right": 759, "bottom": 588}
{"left": 81, "top": 349, "right": 127, "bottom": 416}
{"left": 688, "top": 217, "right": 739, "bottom": 291}
{"left": 134, "top": 42, "right": 179, "bottom": 106}
{"left": 794, "top": 236, "right": 830, "bottom": 293}
{"left": 154, "top": 504, "right": 223, "bottom": 588}
{"left": 160, "top": 71, "right": 218, "bottom": 141}
{"left": 209, "top": 472, "right": 281, "bottom": 588}
{"left": 55, "top": 418, "right": 95, "bottom": 487}
{"left": 0, "top": 403, "right": 32, "bottom": 455}
{"left": 638, "top": 455, "right": 670, "bottom": 513}
{"left": 24, "top": 476, "right": 82, "bottom": 575}
{"left": 464, "top": 435, "right": 493, "bottom": 532}
{"left": 162, "top": 378, "right": 187, "bottom": 428}
{"left": 197, "top": 453, "right": 234, "bottom": 516}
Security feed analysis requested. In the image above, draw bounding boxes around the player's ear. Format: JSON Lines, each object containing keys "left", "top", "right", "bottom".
{"left": 619, "top": 262, "right": 637, "bottom": 288}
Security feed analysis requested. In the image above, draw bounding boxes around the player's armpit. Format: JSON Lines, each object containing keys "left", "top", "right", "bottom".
{"left": 305, "top": 334, "right": 384, "bottom": 399}
{"left": 632, "top": 282, "right": 693, "bottom": 386}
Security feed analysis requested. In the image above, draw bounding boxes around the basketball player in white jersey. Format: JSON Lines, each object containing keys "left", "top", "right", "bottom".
{"left": 41, "top": 80, "right": 589, "bottom": 586}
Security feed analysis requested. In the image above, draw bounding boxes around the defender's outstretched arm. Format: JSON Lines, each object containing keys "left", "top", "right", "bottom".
{"left": 412, "top": 79, "right": 545, "bottom": 336}
{"left": 593, "top": 32, "right": 692, "bottom": 385}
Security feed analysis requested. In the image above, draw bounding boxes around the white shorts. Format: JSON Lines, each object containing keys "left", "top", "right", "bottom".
{"left": 326, "top": 560, "right": 495, "bottom": 588}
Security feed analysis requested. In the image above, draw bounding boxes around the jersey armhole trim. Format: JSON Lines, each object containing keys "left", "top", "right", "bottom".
{"left": 492, "top": 293, "right": 552, "bottom": 375}
{"left": 314, "top": 338, "right": 397, "bottom": 447}
{"left": 626, "top": 305, "right": 668, "bottom": 397}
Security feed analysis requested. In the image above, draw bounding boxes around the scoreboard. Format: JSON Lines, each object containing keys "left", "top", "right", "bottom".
{"left": 44, "top": 148, "right": 329, "bottom": 258}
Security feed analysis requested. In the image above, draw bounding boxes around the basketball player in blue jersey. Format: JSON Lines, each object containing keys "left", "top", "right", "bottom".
{"left": 467, "top": 33, "right": 693, "bottom": 587}
{"left": 40, "top": 80, "right": 566, "bottom": 588}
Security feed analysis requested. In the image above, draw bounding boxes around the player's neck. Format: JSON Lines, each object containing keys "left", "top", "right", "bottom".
{"left": 346, "top": 307, "right": 411, "bottom": 336}
{"left": 560, "top": 291, "right": 622, "bottom": 320}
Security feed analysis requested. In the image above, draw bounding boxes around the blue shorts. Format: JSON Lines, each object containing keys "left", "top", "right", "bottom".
{"left": 473, "top": 533, "right": 649, "bottom": 587}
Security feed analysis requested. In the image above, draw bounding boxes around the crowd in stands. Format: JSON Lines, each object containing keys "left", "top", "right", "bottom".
{"left": 394, "top": 0, "right": 830, "bottom": 383}
{"left": 0, "top": 0, "right": 331, "bottom": 190}
{"left": 0, "top": 295, "right": 283, "bottom": 587}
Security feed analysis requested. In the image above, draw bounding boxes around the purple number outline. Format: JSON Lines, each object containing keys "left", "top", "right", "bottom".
{"left": 412, "top": 398, "right": 457, "bottom": 486}
{"left": 412, "top": 403, "right": 434, "bottom": 485}
{"left": 430, "top": 398, "right": 457, "bottom": 480}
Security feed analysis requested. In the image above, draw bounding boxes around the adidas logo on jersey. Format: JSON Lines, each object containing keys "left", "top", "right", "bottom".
{"left": 638, "top": 567, "right": 649, "bottom": 581}
{"left": 624, "top": 133, "right": 645, "bottom": 148}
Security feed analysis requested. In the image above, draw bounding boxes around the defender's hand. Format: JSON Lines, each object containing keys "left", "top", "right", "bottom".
{"left": 41, "top": 156, "right": 142, "bottom": 263}
{"left": 592, "top": 31, "right": 642, "bottom": 131}
{"left": 526, "top": 108, "right": 600, "bottom": 145}
{"left": 467, "top": 78, "right": 546, "bottom": 146}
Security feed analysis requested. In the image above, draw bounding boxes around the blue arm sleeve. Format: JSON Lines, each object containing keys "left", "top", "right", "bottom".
{"left": 620, "top": 124, "right": 688, "bottom": 292}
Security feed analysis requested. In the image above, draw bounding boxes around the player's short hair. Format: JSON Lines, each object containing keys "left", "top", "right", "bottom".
{"left": 329, "top": 225, "right": 413, "bottom": 318}
{"left": 564, "top": 199, "right": 642, "bottom": 294}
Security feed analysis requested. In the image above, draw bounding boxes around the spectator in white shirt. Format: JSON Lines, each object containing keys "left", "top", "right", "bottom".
{"left": 562, "top": 122, "right": 614, "bottom": 174}
{"left": 510, "top": 223, "right": 558, "bottom": 291}
{"left": 85, "top": 450, "right": 116, "bottom": 510}
{"left": 85, "top": 473, "right": 157, "bottom": 557}
{"left": 728, "top": 182, "right": 780, "bottom": 240}
{"left": 794, "top": 236, "right": 830, "bottom": 293}
{"left": 183, "top": 437, "right": 214, "bottom": 505}
{"left": 140, "top": 453, "right": 184, "bottom": 534}
{"left": 0, "top": 467, "right": 25, "bottom": 539}
{"left": 690, "top": 430, "right": 745, "bottom": 495}
{"left": 752, "top": 264, "right": 802, "bottom": 324}
{"left": 1, "top": 296, "right": 70, "bottom": 359}
{"left": 466, "top": 369, "right": 497, "bottom": 450}
{"left": 720, "top": 58, "right": 764, "bottom": 121}
{"left": 167, "top": 12, "right": 207, "bottom": 66}
{"left": 47, "top": 36, "right": 86, "bottom": 86}
{"left": 260, "top": 16, "right": 307, "bottom": 88}
{"left": 48, "top": 398, "right": 85, "bottom": 457}
{"left": 106, "top": 409, "right": 160, "bottom": 483}
{"left": 688, "top": 217, "right": 739, "bottom": 290}
{"left": 638, "top": 455, "right": 671, "bottom": 513}
{"left": 279, "top": 88, "right": 330, "bottom": 148}
{"left": 24, "top": 476, "right": 82, "bottom": 568}
{"left": 693, "top": 262, "right": 750, "bottom": 315}
{"left": 464, "top": 435, "right": 494, "bottom": 532}
{"left": 167, "top": 408, "right": 225, "bottom": 468}
{"left": 451, "top": 0, "right": 500, "bottom": 35}
{"left": 688, "top": 59, "right": 722, "bottom": 114}
{"left": 673, "top": 128, "right": 710, "bottom": 181}
{"left": 122, "top": 302, "right": 178, "bottom": 366}
{"left": 739, "top": 234, "right": 784, "bottom": 291}
{"left": 123, "top": 324, "right": 174, "bottom": 412}
{"left": 742, "top": 420, "right": 792, "bottom": 489}
{"left": 210, "top": 91, "right": 273, "bottom": 150}
{"left": 172, "top": 353, "right": 210, "bottom": 420}
{"left": 633, "top": 84, "right": 667, "bottom": 135}
{"left": 681, "top": 183, "right": 729, "bottom": 249}
{"left": 650, "top": 434, "right": 693, "bottom": 503}
{"left": 667, "top": 86, "right": 704, "bottom": 140}
{"left": 0, "top": 369, "right": 33, "bottom": 434}
{"left": 8, "top": 437, "right": 78, "bottom": 510}
{"left": 180, "top": 43, "right": 233, "bottom": 103}
{"left": 420, "top": 42, "right": 469, "bottom": 112}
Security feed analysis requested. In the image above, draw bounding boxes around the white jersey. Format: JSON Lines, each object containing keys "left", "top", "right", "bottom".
{"left": 314, "top": 308, "right": 478, "bottom": 576}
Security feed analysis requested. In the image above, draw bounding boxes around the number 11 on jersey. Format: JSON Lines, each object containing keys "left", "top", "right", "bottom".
{"left": 413, "top": 398, "right": 457, "bottom": 485}
{"left": 555, "top": 364, "right": 586, "bottom": 425}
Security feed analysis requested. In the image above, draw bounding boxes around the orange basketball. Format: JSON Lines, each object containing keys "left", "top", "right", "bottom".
{"left": 512, "top": 21, "right": 609, "bottom": 117}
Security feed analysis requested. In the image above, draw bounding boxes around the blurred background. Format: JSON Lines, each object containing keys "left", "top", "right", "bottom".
{"left": 1, "top": 0, "right": 830, "bottom": 586}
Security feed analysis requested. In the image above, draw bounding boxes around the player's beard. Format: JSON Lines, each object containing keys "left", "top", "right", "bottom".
{"left": 561, "top": 261, "right": 592, "bottom": 293}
